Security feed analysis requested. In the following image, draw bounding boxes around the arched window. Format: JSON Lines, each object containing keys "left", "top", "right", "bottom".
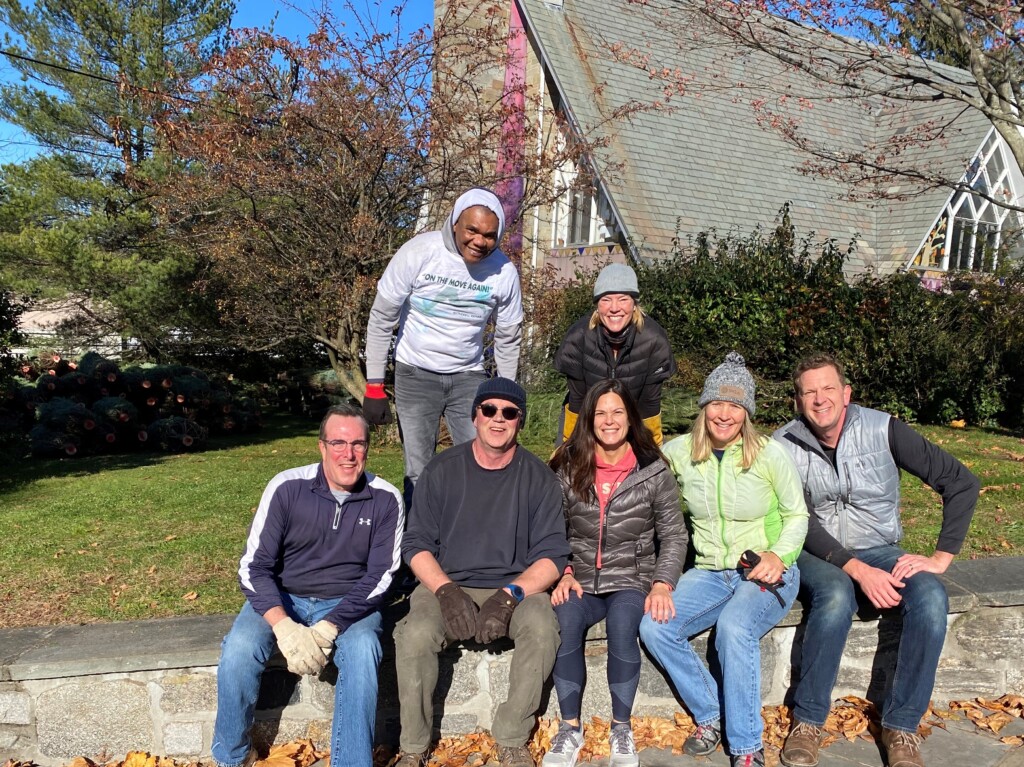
{"left": 910, "top": 130, "right": 1023, "bottom": 273}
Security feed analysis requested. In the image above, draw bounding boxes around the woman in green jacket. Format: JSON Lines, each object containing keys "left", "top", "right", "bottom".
{"left": 639, "top": 352, "right": 807, "bottom": 767}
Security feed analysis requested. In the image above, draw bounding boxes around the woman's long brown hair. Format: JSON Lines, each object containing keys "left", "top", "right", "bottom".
{"left": 549, "top": 378, "right": 664, "bottom": 502}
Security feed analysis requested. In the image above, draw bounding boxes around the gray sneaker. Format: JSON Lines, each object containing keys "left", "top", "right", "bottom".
{"left": 609, "top": 723, "right": 639, "bottom": 767}
{"left": 541, "top": 723, "right": 584, "bottom": 766}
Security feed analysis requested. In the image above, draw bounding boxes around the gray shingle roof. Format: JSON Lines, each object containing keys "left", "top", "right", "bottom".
{"left": 518, "top": 0, "right": 991, "bottom": 275}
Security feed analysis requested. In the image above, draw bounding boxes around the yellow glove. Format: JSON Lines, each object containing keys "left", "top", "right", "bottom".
{"left": 311, "top": 619, "right": 339, "bottom": 656}
{"left": 642, "top": 413, "right": 664, "bottom": 445}
{"left": 272, "top": 617, "right": 328, "bottom": 676}
{"left": 561, "top": 405, "right": 579, "bottom": 443}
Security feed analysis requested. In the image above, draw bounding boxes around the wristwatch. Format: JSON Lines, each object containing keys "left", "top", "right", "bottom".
{"left": 504, "top": 583, "right": 525, "bottom": 602}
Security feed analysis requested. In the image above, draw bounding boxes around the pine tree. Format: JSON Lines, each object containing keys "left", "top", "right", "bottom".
{"left": 0, "top": 0, "right": 234, "bottom": 357}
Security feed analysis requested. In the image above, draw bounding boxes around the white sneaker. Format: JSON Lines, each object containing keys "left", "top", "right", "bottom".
{"left": 542, "top": 722, "right": 585, "bottom": 767}
{"left": 609, "top": 724, "right": 639, "bottom": 767}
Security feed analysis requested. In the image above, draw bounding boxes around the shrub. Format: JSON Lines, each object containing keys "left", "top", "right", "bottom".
{"left": 539, "top": 207, "right": 1024, "bottom": 428}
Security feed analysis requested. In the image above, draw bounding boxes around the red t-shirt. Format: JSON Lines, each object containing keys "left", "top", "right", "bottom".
{"left": 593, "top": 444, "right": 637, "bottom": 568}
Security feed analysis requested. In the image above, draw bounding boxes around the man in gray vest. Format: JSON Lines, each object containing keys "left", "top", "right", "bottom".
{"left": 773, "top": 354, "right": 979, "bottom": 767}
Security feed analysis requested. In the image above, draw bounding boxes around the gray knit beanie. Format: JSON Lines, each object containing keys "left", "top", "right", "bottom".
{"left": 698, "top": 352, "right": 756, "bottom": 416}
{"left": 593, "top": 263, "right": 639, "bottom": 301}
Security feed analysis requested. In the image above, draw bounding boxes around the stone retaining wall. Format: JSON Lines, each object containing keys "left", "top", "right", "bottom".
{"left": 2, "top": 558, "right": 1022, "bottom": 765}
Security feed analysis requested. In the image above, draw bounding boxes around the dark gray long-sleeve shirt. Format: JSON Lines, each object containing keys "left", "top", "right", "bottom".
{"left": 402, "top": 441, "right": 570, "bottom": 587}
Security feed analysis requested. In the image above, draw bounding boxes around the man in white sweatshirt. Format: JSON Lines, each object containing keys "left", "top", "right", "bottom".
{"left": 362, "top": 187, "right": 523, "bottom": 504}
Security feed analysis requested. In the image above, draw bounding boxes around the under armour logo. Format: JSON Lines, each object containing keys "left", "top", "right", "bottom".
{"left": 358, "top": 518, "right": 372, "bottom": 526}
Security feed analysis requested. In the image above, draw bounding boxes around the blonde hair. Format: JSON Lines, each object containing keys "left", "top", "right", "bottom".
{"left": 588, "top": 304, "right": 646, "bottom": 332}
{"left": 690, "top": 405, "right": 765, "bottom": 469}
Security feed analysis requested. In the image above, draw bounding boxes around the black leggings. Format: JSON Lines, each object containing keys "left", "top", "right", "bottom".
{"left": 551, "top": 589, "right": 647, "bottom": 722}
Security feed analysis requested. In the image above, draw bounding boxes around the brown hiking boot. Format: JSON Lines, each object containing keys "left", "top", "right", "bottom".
{"left": 781, "top": 720, "right": 823, "bottom": 767}
{"left": 498, "top": 745, "right": 536, "bottom": 767}
{"left": 393, "top": 752, "right": 428, "bottom": 767}
{"left": 881, "top": 728, "right": 925, "bottom": 767}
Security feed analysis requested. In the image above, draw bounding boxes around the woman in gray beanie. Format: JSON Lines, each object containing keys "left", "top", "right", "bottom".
{"left": 554, "top": 263, "right": 675, "bottom": 445}
{"left": 638, "top": 352, "right": 808, "bottom": 767}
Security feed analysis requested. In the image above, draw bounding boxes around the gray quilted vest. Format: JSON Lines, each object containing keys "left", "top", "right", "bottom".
{"left": 773, "top": 404, "right": 901, "bottom": 550}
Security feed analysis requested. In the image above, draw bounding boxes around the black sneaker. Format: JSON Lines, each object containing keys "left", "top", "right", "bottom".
{"left": 730, "top": 749, "right": 766, "bottom": 767}
{"left": 684, "top": 722, "right": 722, "bottom": 756}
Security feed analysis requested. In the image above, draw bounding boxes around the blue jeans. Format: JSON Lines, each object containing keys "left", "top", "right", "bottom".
{"left": 791, "top": 546, "right": 948, "bottom": 733}
{"left": 393, "top": 361, "right": 486, "bottom": 503}
{"left": 212, "top": 595, "right": 383, "bottom": 767}
{"left": 639, "top": 565, "right": 800, "bottom": 756}
{"left": 552, "top": 589, "right": 647, "bottom": 723}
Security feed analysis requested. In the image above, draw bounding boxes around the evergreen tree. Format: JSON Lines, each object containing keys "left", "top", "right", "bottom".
{"left": 0, "top": 0, "right": 234, "bottom": 358}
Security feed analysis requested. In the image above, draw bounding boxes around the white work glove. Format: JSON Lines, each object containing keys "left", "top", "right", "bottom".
{"left": 311, "top": 619, "right": 339, "bottom": 655}
{"left": 272, "top": 616, "right": 328, "bottom": 676}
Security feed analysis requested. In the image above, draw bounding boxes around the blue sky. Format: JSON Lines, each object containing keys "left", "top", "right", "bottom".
{"left": 0, "top": 0, "right": 433, "bottom": 163}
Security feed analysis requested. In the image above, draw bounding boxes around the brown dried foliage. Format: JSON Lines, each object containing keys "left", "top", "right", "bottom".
{"left": 7, "top": 696, "right": 1023, "bottom": 767}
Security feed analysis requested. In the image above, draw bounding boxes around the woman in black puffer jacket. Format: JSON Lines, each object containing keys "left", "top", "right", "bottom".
{"left": 542, "top": 379, "right": 688, "bottom": 767}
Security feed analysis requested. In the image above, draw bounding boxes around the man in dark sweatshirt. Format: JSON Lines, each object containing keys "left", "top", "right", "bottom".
{"left": 393, "top": 377, "right": 570, "bottom": 767}
{"left": 773, "top": 354, "right": 979, "bottom": 767}
{"left": 212, "top": 404, "right": 404, "bottom": 767}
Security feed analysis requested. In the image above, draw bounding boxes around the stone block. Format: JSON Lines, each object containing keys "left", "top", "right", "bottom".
{"left": 256, "top": 668, "right": 302, "bottom": 710}
{"left": 953, "top": 608, "right": 1024, "bottom": 661}
{"left": 437, "top": 647, "right": 484, "bottom": 706}
{"left": 377, "top": 654, "right": 400, "bottom": 710}
{"left": 945, "top": 559, "right": 1024, "bottom": 607}
{"left": 438, "top": 712, "right": 481, "bottom": 737}
{"left": 0, "top": 690, "right": 32, "bottom": 725}
{"left": 251, "top": 718, "right": 329, "bottom": 751}
{"left": 163, "top": 721, "right": 203, "bottom": 756}
{"left": 637, "top": 653, "right": 676, "bottom": 700}
{"left": 633, "top": 702, "right": 687, "bottom": 719}
{"left": 160, "top": 673, "right": 217, "bottom": 715}
{"left": 0, "top": 730, "right": 26, "bottom": 750}
{"left": 838, "top": 619, "right": 901, "bottom": 659}
{"left": 932, "top": 662, "right": 1006, "bottom": 702}
{"left": 1007, "top": 665, "right": 1024, "bottom": 695}
{"left": 36, "top": 679, "right": 152, "bottom": 760}
{"left": 308, "top": 675, "right": 337, "bottom": 714}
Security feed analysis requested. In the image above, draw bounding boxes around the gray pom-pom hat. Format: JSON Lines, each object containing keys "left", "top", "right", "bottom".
{"left": 698, "top": 352, "right": 756, "bottom": 416}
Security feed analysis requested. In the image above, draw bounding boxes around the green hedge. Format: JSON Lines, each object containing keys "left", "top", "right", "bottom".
{"left": 535, "top": 209, "right": 1024, "bottom": 428}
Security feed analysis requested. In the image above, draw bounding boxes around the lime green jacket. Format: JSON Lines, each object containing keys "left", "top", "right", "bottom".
{"left": 662, "top": 434, "right": 808, "bottom": 570}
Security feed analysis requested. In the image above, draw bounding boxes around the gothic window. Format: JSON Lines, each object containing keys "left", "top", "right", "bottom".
{"left": 910, "top": 131, "right": 1022, "bottom": 273}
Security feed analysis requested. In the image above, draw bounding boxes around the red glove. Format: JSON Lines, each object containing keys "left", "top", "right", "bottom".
{"left": 362, "top": 382, "right": 393, "bottom": 425}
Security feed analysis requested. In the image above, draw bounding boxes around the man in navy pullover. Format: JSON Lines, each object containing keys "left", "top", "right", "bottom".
{"left": 212, "top": 404, "right": 404, "bottom": 767}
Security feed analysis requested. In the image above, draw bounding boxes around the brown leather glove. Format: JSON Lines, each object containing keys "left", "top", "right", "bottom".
{"left": 435, "top": 582, "right": 478, "bottom": 641}
{"left": 475, "top": 589, "right": 517, "bottom": 644}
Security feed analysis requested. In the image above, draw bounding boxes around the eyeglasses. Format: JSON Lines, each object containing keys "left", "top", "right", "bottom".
{"left": 478, "top": 403, "right": 522, "bottom": 420}
{"left": 321, "top": 439, "right": 369, "bottom": 454}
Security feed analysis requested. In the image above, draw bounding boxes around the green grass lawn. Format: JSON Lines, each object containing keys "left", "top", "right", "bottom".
{"left": 1, "top": 409, "right": 1021, "bottom": 628}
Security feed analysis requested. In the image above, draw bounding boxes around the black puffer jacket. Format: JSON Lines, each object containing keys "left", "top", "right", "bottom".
{"left": 560, "top": 456, "right": 687, "bottom": 594}
{"left": 554, "top": 316, "right": 675, "bottom": 419}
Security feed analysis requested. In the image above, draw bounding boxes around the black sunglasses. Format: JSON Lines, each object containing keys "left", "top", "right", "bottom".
{"left": 478, "top": 403, "right": 522, "bottom": 420}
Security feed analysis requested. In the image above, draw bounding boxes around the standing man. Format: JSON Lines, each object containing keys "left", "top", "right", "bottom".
{"left": 773, "top": 354, "right": 979, "bottom": 767}
{"left": 362, "top": 187, "right": 524, "bottom": 503}
{"left": 393, "top": 378, "right": 570, "bottom": 767}
{"left": 212, "top": 404, "right": 404, "bottom": 767}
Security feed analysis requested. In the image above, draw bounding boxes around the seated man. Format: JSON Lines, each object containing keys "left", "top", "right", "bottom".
{"left": 773, "top": 354, "right": 979, "bottom": 767}
{"left": 212, "top": 404, "right": 404, "bottom": 767}
{"left": 394, "top": 378, "right": 570, "bottom": 767}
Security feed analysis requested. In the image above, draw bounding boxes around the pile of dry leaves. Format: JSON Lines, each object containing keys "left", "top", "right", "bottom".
{"left": 4, "top": 695, "right": 1022, "bottom": 767}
